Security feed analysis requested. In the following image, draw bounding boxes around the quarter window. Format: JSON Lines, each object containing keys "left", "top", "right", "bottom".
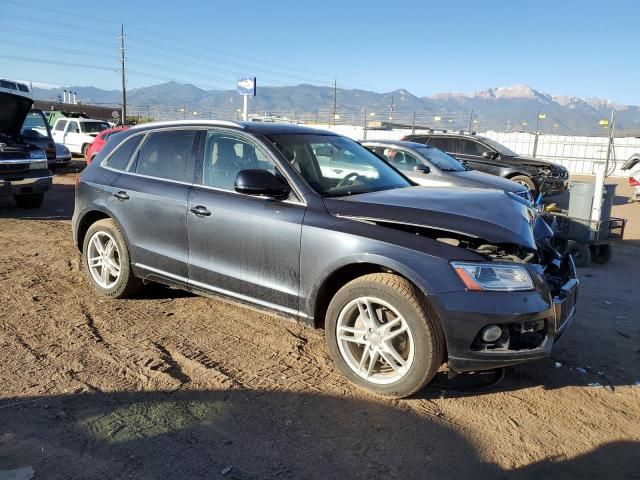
{"left": 134, "top": 130, "right": 197, "bottom": 182}
{"left": 105, "top": 135, "right": 143, "bottom": 171}
{"left": 201, "top": 132, "right": 276, "bottom": 191}
{"left": 54, "top": 120, "right": 67, "bottom": 132}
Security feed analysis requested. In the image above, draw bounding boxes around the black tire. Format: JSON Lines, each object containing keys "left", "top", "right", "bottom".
{"left": 82, "top": 144, "right": 90, "bottom": 159}
{"left": 510, "top": 175, "right": 538, "bottom": 198}
{"left": 325, "top": 273, "right": 445, "bottom": 398}
{"left": 82, "top": 218, "right": 142, "bottom": 298}
{"left": 568, "top": 243, "right": 591, "bottom": 268}
{"left": 590, "top": 244, "right": 612, "bottom": 265}
{"left": 14, "top": 193, "right": 44, "bottom": 209}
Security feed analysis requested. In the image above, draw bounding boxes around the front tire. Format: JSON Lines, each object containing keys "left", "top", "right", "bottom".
{"left": 510, "top": 175, "right": 538, "bottom": 198}
{"left": 14, "top": 193, "right": 44, "bottom": 209}
{"left": 82, "top": 218, "right": 142, "bottom": 298}
{"left": 325, "top": 273, "right": 445, "bottom": 398}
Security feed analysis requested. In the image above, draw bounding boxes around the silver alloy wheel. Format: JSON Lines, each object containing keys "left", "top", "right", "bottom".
{"left": 336, "top": 296, "right": 415, "bottom": 385}
{"left": 515, "top": 179, "right": 532, "bottom": 190}
{"left": 87, "top": 231, "right": 121, "bottom": 289}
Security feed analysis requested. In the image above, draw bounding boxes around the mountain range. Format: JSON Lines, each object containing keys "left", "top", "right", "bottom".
{"left": 32, "top": 82, "right": 640, "bottom": 134}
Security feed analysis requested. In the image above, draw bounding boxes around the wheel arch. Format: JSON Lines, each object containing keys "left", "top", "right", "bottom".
{"left": 75, "top": 208, "right": 129, "bottom": 254}
{"left": 310, "top": 257, "right": 435, "bottom": 329}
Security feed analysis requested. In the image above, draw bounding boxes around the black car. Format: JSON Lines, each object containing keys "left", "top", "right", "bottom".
{"left": 0, "top": 86, "right": 52, "bottom": 208}
{"left": 20, "top": 109, "right": 59, "bottom": 168}
{"left": 402, "top": 132, "right": 569, "bottom": 196}
{"left": 72, "top": 120, "right": 577, "bottom": 398}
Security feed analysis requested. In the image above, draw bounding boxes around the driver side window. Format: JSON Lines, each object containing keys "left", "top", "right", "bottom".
{"left": 201, "top": 132, "right": 276, "bottom": 191}
{"left": 459, "top": 139, "right": 486, "bottom": 156}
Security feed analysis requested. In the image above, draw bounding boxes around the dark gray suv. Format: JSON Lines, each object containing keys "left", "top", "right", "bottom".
{"left": 72, "top": 120, "right": 578, "bottom": 398}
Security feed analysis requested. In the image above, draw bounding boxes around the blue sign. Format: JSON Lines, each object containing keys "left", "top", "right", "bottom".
{"left": 237, "top": 77, "right": 256, "bottom": 96}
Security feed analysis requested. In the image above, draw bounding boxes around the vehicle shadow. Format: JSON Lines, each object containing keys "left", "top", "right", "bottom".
{"left": 0, "top": 389, "right": 636, "bottom": 479}
{"left": 0, "top": 183, "right": 75, "bottom": 221}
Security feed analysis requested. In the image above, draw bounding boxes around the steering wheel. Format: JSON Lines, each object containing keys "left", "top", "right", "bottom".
{"left": 336, "top": 172, "right": 364, "bottom": 188}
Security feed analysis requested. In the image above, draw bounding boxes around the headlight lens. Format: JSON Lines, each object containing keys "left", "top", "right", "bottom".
{"left": 29, "top": 150, "right": 46, "bottom": 159}
{"left": 28, "top": 159, "right": 48, "bottom": 170}
{"left": 451, "top": 262, "right": 534, "bottom": 291}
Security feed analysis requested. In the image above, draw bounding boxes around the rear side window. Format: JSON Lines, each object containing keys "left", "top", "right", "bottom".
{"left": 105, "top": 135, "right": 143, "bottom": 171}
{"left": 54, "top": 120, "right": 67, "bottom": 131}
{"left": 134, "top": 129, "right": 197, "bottom": 182}
{"left": 428, "top": 137, "right": 456, "bottom": 153}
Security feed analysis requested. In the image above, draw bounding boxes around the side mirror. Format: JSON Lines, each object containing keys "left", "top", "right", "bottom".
{"left": 235, "top": 169, "right": 290, "bottom": 199}
{"left": 414, "top": 164, "right": 430, "bottom": 174}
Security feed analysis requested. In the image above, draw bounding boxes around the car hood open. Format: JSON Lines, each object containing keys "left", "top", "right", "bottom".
{"left": 0, "top": 92, "right": 33, "bottom": 139}
{"left": 324, "top": 186, "right": 538, "bottom": 250}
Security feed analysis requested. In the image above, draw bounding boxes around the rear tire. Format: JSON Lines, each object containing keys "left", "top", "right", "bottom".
{"left": 568, "top": 243, "right": 591, "bottom": 267}
{"left": 510, "top": 175, "right": 538, "bottom": 198}
{"left": 82, "top": 144, "right": 90, "bottom": 159}
{"left": 82, "top": 218, "right": 142, "bottom": 298}
{"left": 14, "top": 193, "right": 44, "bottom": 209}
{"left": 325, "top": 273, "right": 445, "bottom": 398}
{"left": 589, "top": 244, "right": 612, "bottom": 265}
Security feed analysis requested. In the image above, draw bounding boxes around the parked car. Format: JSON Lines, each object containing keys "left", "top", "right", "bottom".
{"left": 55, "top": 143, "right": 72, "bottom": 166}
{"left": 73, "top": 120, "right": 578, "bottom": 398}
{"left": 362, "top": 140, "right": 532, "bottom": 200}
{"left": 20, "top": 109, "right": 57, "bottom": 166}
{"left": 85, "top": 126, "right": 129, "bottom": 163}
{"left": 0, "top": 85, "right": 52, "bottom": 208}
{"left": 0, "top": 78, "right": 30, "bottom": 95}
{"left": 51, "top": 117, "right": 110, "bottom": 158}
{"left": 622, "top": 154, "right": 640, "bottom": 202}
{"left": 402, "top": 132, "right": 569, "bottom": 197}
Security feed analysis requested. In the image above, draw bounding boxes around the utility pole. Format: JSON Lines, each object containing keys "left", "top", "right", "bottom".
{"left": 331, "top": 79, "right": 337, "bottom": 127}
{"left": 119, "top": 24, "right": 127, "bottom": 125}
{"left": 363, "top": 108, "right": 367, "bottom": 140}
{"left": 389, "top": 96, "right": 394, "bottom": 123}
{"left": 411, "top": 111, "right": 416, "bottom": 134}
{"left": 468, "top": 110, "right": 474, "bottom": 132}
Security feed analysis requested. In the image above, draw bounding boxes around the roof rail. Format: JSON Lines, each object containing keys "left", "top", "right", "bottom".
{"left": 129, "top": 119, "right": 246, "bottom": 130}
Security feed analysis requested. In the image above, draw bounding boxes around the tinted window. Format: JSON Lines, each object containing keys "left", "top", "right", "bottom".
{"left": 407, "top": 135, "right": 427, "bottom": 143}
{"left": 134, "top": 130, "right": 196, "bottom": 182}
{"left": 82, "top": 122, "right": 110, "bottom": 134}
{"left": 202, "top": 131, "right": 276, "bottom": 191}
{"left": 459, "top": 139, "right": 486, "bottom": 156}
{"left": 105, "top": 135, "right": 143, "bottom": 171}
{"left": 54, "top": 120, "right": 67, "bottom": 131}
{"left": 428, "top": 137, "right": 456, "bottom": 153}
{"left": 18, "top": 84, "right": 29, "bottom": 92}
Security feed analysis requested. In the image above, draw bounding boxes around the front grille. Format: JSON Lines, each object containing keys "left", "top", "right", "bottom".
{"left": 0, "top": 163, "right": 28, "bottom": 174}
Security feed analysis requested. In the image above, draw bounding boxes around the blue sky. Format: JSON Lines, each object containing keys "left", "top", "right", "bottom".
{"left": 2, "top": 0, "right": 639, "bottom": 104}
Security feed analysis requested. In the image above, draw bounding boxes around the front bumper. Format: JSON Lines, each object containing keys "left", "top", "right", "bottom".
{"left": 435, "top": 256, "right": 578, "bottom": 372}
{"left": 539, "top": 177, "right": 569, "bottom": 196}
{"left": 1, "top": 170, "right": 53, "bottom": 197}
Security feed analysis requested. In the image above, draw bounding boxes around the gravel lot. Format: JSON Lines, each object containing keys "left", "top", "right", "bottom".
{"left": 0, "top": 163, "right": 638, "bottom": 479}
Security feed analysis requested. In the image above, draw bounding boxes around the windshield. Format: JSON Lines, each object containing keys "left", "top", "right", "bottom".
{"left": 21, "top": 111, "right": 50, "bottom": 138}
{"left": 267, "top": 133, "right": 411, "bottom": 197}
{"left": 414, "top": 146, "right": 467, "bottom": 172}
{"left": 481, "top": 137, "right": 518, "bottom": 157}
{"left": 82, "top": 122, "right": 110, "bottom": 134}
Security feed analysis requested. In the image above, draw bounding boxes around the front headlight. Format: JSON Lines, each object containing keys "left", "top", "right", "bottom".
{"left": 451, "top": 262, "right": 534, "bottom": 291}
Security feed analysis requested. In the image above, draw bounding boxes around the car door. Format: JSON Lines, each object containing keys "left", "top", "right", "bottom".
{"left": 51, "top": 119, "right": 67, "bottom": 145}
{"left": 106, "top": 128, "right": 197, "bottom": 280}
{"left": 64, "top": 120, "right": 81, "bottom": 153}
{"left": 187, "top": 129, "right": 306, "bottom": 314}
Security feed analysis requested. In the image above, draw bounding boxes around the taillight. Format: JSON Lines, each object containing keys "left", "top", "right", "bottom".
{"left": 630, "top": 177, "right": 640, "bottom": 187}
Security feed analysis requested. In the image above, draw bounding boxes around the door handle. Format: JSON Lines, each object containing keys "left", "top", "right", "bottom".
{"left": 113, "top": 191, "right": 129, "bottom": 201}
{"left": 190, "top": 205, "right": 211, "bottom": 217}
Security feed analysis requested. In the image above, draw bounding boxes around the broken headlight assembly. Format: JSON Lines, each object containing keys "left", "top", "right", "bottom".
{"left": 450, "top": 261, "right": 534, "bottom": 292}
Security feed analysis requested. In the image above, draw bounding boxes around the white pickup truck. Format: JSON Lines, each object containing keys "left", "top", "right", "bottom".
{"left": 51, "top": 118, "right": 110, "bottom": 157}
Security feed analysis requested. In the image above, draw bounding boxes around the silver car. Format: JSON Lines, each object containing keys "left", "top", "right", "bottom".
{"left": 363, "top": 140, "right": 531, "bottom": 201}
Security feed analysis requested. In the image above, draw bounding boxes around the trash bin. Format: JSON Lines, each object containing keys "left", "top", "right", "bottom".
{"left": 568, "top": 182, "right": 616, "bottom": 220}
{"left": 567, "top": 182, "right": 617, "bottom": 240}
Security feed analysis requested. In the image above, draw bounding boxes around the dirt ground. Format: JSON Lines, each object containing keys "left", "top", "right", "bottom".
{"left": 0, "top": 164, "right": 638, "bottom": 479}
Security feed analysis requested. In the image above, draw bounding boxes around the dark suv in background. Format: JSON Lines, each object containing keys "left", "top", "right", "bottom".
{"left": 403, "top": 132, "right": 569, "bottom": 197}
{"left": 73, "top": 120, "right": 577, "bottom": 398}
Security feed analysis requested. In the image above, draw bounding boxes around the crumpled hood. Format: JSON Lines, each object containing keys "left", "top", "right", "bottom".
{"left": 507, "top": 154, "right": 564, "bottom": 170}
{"left": 324, "top": 186, "right": 538, "bottom": 250}
{"left": 0, "top": 92, "right": 33, "bottom": 139}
